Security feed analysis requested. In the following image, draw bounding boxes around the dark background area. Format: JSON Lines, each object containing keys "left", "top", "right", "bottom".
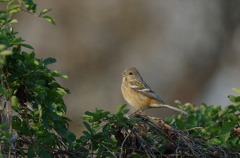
{"left": 4, "top": 1, "right": 240, "bottom": 136}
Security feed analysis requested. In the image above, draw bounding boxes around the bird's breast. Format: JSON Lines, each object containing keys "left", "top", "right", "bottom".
{"left": 121, "top": 83, "right": 150, "bottom": 110}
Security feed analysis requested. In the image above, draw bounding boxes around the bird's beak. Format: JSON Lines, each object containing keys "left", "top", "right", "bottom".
{"left": 121, "top": 72, "right": 125, "bottom": 77}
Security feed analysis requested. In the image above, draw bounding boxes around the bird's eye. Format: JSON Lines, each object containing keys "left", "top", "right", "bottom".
{"left": 129, "top": 72, "right": 133, "bottom": 75}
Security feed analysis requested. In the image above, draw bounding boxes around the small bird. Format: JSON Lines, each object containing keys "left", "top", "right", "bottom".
{"left": 121, "top": 67, "right": 189, "bottom": 115}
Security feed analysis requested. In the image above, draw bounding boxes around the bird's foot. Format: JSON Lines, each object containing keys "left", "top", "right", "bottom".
{"left": 129, "top": 109, "right": 143, "bottom": 117}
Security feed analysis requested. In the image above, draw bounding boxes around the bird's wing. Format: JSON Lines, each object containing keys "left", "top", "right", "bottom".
{"left": 129, "top": 81, "right": 166, "bottom": 104}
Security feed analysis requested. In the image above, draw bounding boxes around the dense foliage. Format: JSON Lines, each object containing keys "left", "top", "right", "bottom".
{"left": 0, "top": 0, "right": 73, "bottom": 157}
{"left": 80, "top": 95, "right": 240, "bottom": 157}
{"left": 0, "top": 1, "right": 239, "bottom": 157}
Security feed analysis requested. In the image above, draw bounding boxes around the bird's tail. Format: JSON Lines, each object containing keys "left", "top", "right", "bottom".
{"left": 151, "top": 104, "right": 189, "bottom": 115}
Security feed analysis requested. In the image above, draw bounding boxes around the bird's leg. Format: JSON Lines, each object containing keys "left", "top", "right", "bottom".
{"left": 129, "top": 109, "right": 142, "bottom": 117}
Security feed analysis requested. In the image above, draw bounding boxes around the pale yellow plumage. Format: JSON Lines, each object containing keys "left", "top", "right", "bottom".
{"left": 121, "top": 67, "right": 188, "bottom": 115}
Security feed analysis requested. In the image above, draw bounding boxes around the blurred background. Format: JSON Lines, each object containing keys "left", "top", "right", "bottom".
{"left": 9, "top": 1, "right": 240, "bottom": 135}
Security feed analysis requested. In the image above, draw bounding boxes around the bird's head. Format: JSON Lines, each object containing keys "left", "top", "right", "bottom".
{"left": 122, "top": 67, "right": 142, "bottom": 82}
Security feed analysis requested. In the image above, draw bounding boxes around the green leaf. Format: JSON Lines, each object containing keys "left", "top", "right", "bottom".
{"left": 219, "top": 106, "right": 230, "bottom": 117}
{"left": 35, "top": 80, "right": 46, "bottom": 85}
{"left": 9, "top": 19, "right": 18, "bottom": 23}
{"left": 67, "top": 132, "right": 76, "bottom": 150}
{"left": 22, "top": 44, "right": 34, "bottom": 50}
{"left": 56, "top": 88, "right": 67, "bottom": 95}
{"left": 226, "top": 105, "right": 238, "bottom": 114}
{"left": 208, "top": 126, "right": 220, "bottom": 134}
{"left": 1, "top": 130, "right": 10, "bottom": 137}
{"left": 0, "top": 138, "right": 9, "bottom": 144}
{"left": 176, "top": 119, "right": 185, "bottom": 130}
{"left": 187, "top": 115, "right": 195, "bottom": 127}
{"left": 12, "top": 37, "right": 23, "bottom": 44}
{"left": 93, "top": 124, "right": 100, "bottom": 129}
{"left": 0, "top": 9, "right": 7, "bottom": 12}
{"left": 219, "top": 132, "right": 230, "bottom": 143}
{"left": 39, "top": 8, "right": 52, "bottom": 16}
{"left": 38, "top": 92, "right": 45, "bottom": 100}
{"left": 7, "top": 5, "right": 20, "bottom": 11}
{"left": 56, "top": 73, "right": 68, "bottom": 79}
{"left": 165, "top": 116, "right": 174, "bottom": 124}
{"left": 6, "top": 0, "right": 15, "bottom": 10}
{"left": 122, "top": 108, "right": 130, "bottom": 114}
{"left": 49, "top": 82, "right": 61, "bottom": 88}
{"left": 116, "top": 114, "right": 126, "bottom": 123}
{"left": 12, "top": 121, "right": 30, "bottom": 136}
{"left": 9, "top": 8, "right": 21, "bottom": 14}
{"left": 220, "top": 122, "right": 235, "bottom": 134}
{"left": 84, "top": 111, "right": 94, "bottom": 115}
{"left": 209, "top": 138, "right": 222, "bottom": 145}
{"left": 95, "top": 109, "right": 103, "bottom": 114}
{"left": 42, "top": 115, "right": 49, "bottom": 128}
{"left": 11, "top": 95, "right": 18, "bottom": 106}
{"left": 82, "top": 131, "right": 92, "bottom": 139}
{"left": 93, "top": 121, "right": 101, "bottom": 125}
{"left": 40, "top": 151, "right": 51, "bottom": 158}
{"left": 83, "top": 121, "right": 93, "bottom": 133}
{"left": 97, "top": 145, "right": 105, "bottom": 154}
{"left": 12, "top": 45, "right": 21, "bottom": 54}
{"left": 128, "top": 117, "right": 141, "bottom": 124}
{"left": 228, "top": 95, "right": 236, "bottom": 103}
{"left": 0, "top": 88, "right": 8, "bottom": 98}
{"left": 117, "top": 104, "right": 127, "bottom": 113}
{"left": 28, "top": 146, "right": 35, "bottom": 157}
{"left": 102, "top": 124, "right": 110, "bottom": 133}
{"left": 43, "top": 16, "right": 56, "bottom": 25}
{"left": 0, "top": 13, "right": 9, "bottom": 20}
{"left": 57, "top": 128, "right": 70, "bottom": 138}
{"left": 0, "top": 50, "right": 12, "bottom": 56}
{"left": 0, "top": 44, "right": 6, "bottom": 51}
{"left": 22, "top": 51, "right": 30, "bottom": 61}
{"left": 0, "top": 124, "right": 8, "bottom": 129}
{"left": 8, "top": 5, "right": 21, "bottom": 14}
{"left": 34, "top": 60, "right": 39, "bottom": 65}
{"left": 43, "top": 57, "right": 56, "bottom": 65}
{"left": 68, "top": 132, "right": 76, "bottom": 142}
{"left": 81, "top": 115, "right": 93, "bottom": 122}
{"left": 229, "top": 136, "right": 239, "bottom": 145}
{"left": 222, "top": 113, "right": 238, "bottom": 123}
{"left": 206, "top": 121, "right": 215, "bottom": 126}
{"left": 235, "top": 96, "right": 240, "bottom": 102}
{"left": 102, "top": 111, "right": 110, "bottom": 118}
{"left": 232, "top": 88, "right": 240, "bottom": 94}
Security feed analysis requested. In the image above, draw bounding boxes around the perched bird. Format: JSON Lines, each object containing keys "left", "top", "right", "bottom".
{"left": 121, "top": 67, "right": 189, "bottom": 115}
